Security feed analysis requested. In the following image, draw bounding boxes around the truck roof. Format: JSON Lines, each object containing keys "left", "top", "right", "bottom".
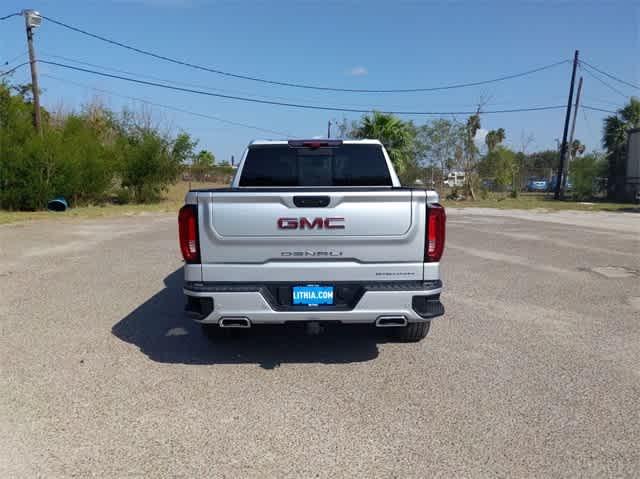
{"left": 248, "top": 139, "right": 383, "bottom": 146}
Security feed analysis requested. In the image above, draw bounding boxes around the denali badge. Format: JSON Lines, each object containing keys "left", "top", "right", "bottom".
{"left": 277, "top": 217, "right": 345, "bottom": 230}
{"left": 281, "top": 251, "right": 344, "bottom": 257}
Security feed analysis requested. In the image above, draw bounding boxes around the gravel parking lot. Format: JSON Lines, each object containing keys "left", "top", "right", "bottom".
{"left": 1, "top": 208, "right": 639, "bottom": 477}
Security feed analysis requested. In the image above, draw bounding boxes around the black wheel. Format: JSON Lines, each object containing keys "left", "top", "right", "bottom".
{"left": 394, "top": 321, "right": 431, "bottom": 342}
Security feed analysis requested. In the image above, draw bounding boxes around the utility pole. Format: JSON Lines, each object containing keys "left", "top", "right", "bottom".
{"left": 23, "top": 10, "right": 43, "bottom": 134}
{"left": 555, "top": 50, "right": 579, "bottom": 200}
{"left": 565, "top": 76, "right": 583, "bottom": 189}
{"left": 327, "top": 120, "right": 331, "bottom": 138}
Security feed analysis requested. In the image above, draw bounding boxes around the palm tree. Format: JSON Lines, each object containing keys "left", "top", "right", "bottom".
{"left": 351, "top": 111, "right": 417, "bottom": 177}
{"left": 603, "top": 116, "right": 628, "bottom": 153}
{"left": 485, "top": 131, "right": 497, "bottom": 152}
{"left": 466, "top": 114, "right": 481, "bottom": 141}
{"left": 570, "top": 139, "right": 585, "bottom": 157}
{"left": 602, "top": 98, "right": 640, "bottom": 199}
{"left": 603, "top": 98, "right": 640, "bottom": 151}
{"left": 462, "top": 114, "right": 482, "bottom": 199}
{"left": 485, "top": 128, "right": 506, "bottom": 152}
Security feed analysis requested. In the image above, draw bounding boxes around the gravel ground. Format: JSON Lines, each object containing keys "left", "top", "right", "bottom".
{"left": 1, "top": 208, "right": 638, "bottom": 478}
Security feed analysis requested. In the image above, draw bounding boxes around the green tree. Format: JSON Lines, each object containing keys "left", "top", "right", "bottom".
{"left": 118, "top": 130, "right": 190, "bottom": 203}
{"left": 479, "top": 146, "right": 516, "bottom": 188}
{"left": 602, "top": 97, "right": 640, "bottom": 199}
{"left": 603, "top": 116, "right": 629, "bottom": 153}
{"left": 417, "top": 119, "right": 464, "bottom": 190}
{"left": 54, "top": 114, "right": 114, "bottom": 204}
{"left": 462, "top": 113, "right": 482, "bottom": 199}
{"left": 571, "top": 153, "right": 607, "bottom": 200}
{"left": 195, "top": 150, "right": 215, "bottom": 167}
{"left": 522, "top": 149, "right": 557, "bottom": 183}
{"left": 525, "top": 150, "right": 557, "bottom": 170}
{"left": 191, "top": 149, "right": 216, "bottom": 180}
{"left": 570, "top": 139, "right": 585, "bottom": 157}
{"left": 1, "top": 80, "right": 203, "bottom": 209}
{"left": 172, "top": 133, "right": 198, "bottom": 165}
{"left": 11, "top": 83, "right": 34, "bottom": 100}
{"left": 0, "top": 82, "right": 54, "bottom": 209}
{"left": 603, "top": 98, "right": 640, "bottom": 152}
{"left": 485, "top": 128, "right": 505, "bottom": 152}
{"left": 351, "top": 111, "right": 419, "bottom": 183}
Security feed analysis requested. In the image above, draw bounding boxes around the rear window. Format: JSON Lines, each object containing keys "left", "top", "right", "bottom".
{"left": 239, "top": 144, "right": 392, "bottom": 187}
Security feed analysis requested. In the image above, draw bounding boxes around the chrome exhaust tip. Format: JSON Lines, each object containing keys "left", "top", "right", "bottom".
{"left": 219, "top": 317, "right": 251, "bottom": 328}
{"left": 375, "top": 316, "right": 408, "bottom": 327}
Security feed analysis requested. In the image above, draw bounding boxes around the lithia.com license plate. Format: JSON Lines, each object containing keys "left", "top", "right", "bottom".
{"left": 292, "top": 285, "right": 334, "bottom": 306}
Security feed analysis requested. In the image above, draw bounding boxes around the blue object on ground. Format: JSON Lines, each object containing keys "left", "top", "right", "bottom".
{"left": 47, "top": 197, "right": 68, "bottom": 212}
{"left": 526, "top": 179, "right": 549, "bottom": 192}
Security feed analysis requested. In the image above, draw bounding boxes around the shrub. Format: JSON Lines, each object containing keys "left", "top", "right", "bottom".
{"left": 117, "top": 130, "right": 193, "bottom": 203}
{"left": 571, "top": 154, "right": 607, "bottom": 200}
{"left": 0, "top": 83, "right": 197, "bottom": 209}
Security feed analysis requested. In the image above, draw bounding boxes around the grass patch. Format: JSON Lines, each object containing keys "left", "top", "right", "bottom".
{"left": 3, "top": 186, "right": 637, "bottom": 225}
{"left": 0, "top": 181, "right": 225, "bottom": 225}
{"left": 442, "top": 193, "right": 639, "bottom": 212}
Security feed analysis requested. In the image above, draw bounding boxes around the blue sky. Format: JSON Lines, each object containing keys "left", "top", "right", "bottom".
{"left": 1, "top": 0, "right": 638, "bottom": 162}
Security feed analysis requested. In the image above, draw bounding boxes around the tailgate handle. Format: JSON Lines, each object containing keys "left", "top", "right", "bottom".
{"left": 293, "top": 196, "right": 330, "bottom": 208}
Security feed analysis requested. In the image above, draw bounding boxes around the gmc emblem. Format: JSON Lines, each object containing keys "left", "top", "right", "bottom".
{"left": 277, "top": 217, "right": 345, "bottom": 230}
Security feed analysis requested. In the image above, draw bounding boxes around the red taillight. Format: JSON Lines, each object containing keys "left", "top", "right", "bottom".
{"left": 179, "top": 205, "right": 200, "bottom": 263}
{"left": 425, "top": 204, "right": 446, "bottom": 262}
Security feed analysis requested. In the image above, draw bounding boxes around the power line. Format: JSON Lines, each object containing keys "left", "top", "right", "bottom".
{"left": 0, "top": 61, "right": 29, "bottom": 77}
{"left": 3, "top": 52, "right": 28, "bottom": 65}
{"left": 582, "top": 105, "right": 617, "bottom": 114}
{"left": 41, "top": 73, "right": 296, "bottom": 137}
{"left": 42, "top": 52, "right": 535, "bottom": 111}
{"left": 580, "top": 63, "right": 631, "bottom": 100}
{"left": 0, "top": 12, "right": 20, "bottom": 21}
{"left": 40, "top": 59, "right": 568, "bottom": 116}
{"left": 42, "top": 15, "right": 569, "bottom": 94}
{"left": 41, "top": 52, "right": 323, "bottom": 104}
{"left": 580, "top": 59, "right": 640, "bottom": 91}
{"left": 39, "top": 52, "right": 418, "bottom": 110}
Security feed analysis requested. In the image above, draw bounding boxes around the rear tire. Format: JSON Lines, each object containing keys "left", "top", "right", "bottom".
{"left": 394, "top": 321, "right": 431, "bottom": 342}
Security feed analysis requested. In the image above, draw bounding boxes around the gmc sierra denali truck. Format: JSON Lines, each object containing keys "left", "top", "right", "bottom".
{"left": 179, "top": 139, "right": 445, "bottom": 342}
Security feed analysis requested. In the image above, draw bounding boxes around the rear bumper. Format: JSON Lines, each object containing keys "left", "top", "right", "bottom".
{"left": 184, "top": 280, "right": 444, "bottom": 324}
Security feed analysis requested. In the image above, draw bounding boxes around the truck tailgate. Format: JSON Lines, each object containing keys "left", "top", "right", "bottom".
{"left": 192, "top": 189, "right": 430, "bottom": 283}
{"left": 207, "top": 190, "right": 411, "bottom": 238}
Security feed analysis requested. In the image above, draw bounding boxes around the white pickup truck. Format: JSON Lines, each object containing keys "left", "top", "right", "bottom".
{"left": 179, "top": 139, "right": 445, "bottom": 341}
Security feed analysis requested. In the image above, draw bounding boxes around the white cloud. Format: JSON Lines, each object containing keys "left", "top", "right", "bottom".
{"left": 347, "top": 66, "right": 368, "bottom": 77}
